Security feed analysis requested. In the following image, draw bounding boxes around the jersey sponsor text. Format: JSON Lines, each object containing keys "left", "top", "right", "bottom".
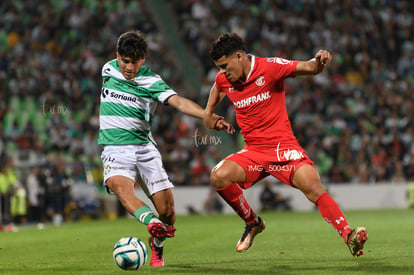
{"left": 233, "top": 91, "right": 271, "bottom": 108}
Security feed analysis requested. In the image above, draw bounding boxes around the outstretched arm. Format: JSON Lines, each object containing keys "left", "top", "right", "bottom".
{"left": 204, "top": 83, "right": 235, "bottom": 134}
{"left": 167, "top": 93, "right": 234, "bottom": 133}
{"left": 295, "top": 49, "right": 332, "bottom": 76}
{"left": 167, "top": 94, "right": 205, "bottom": 119}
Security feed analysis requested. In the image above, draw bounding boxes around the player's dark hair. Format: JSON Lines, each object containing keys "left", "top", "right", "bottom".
{"left": 209, "top": 32, "right": 247, "bottom": 61}
{"left": 117, "top": 31, "right": 147, "bottom": 60}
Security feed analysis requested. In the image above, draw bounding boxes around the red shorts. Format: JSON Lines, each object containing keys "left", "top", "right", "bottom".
{"left": 225, "top": 142, "right": 314, "bottom": 189}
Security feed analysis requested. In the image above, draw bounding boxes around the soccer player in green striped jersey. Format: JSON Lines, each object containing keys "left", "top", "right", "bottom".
{"left": 99, "top": 31, "right": 233, "bottom": 266}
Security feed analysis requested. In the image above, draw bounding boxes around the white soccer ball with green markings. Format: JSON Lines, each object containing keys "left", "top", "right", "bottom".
{"left": 112, "top": 237, "right": 148, "bottom": 270}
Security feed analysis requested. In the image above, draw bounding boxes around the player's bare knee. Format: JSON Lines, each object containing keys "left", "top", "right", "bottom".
{"left": 210, "top": 168, "right": 231, "bottom": 189}
{"left": 107, "top": 180, "right": 132, "bottom": 202}
{"left": 301, "top": 185, "right": 325, "bottom": 203}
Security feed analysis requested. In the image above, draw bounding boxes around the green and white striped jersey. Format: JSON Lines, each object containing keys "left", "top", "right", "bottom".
{"left": 98, "top": 59, "right": 177, "bottom": 145}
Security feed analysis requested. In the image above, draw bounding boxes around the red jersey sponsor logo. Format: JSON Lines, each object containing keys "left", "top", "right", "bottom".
{"left": 233, "top": 91, "right": 271, "bottom": 108}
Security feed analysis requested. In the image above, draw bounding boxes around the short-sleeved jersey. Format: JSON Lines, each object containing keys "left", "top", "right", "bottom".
{"left": 215, "top": 55, "right": 298, "bottom": 148}
{"left": 98, "top": 59, "right": 176, "bottom": 145}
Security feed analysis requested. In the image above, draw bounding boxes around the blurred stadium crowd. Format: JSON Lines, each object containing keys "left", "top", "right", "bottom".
{"left": 0, "top": 0, "right": 413, "bottom": 226}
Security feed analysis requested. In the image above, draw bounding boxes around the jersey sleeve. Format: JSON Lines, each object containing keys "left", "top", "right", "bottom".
{"left": 136, "top": 67, "right": 177, "bottom": 104}
{"left": 145, "top": 78, "right": 177, "bottom": 104}
{"left": 266, "top": 57, "right": 298, "bottom": 79}
{"left": 214, "top": 73, "right": 228, "bottom": 92}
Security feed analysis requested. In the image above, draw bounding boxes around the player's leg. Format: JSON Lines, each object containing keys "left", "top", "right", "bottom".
{"left": 292, "top": 164, "right": 351, "bottom": 236}
{"left": 147, "top": 188, "right": 175, "bottom": 266}
{"left": 134, "top": 143, "right": 176, "bottom": 266}
{"left": 106, "top": 175, "right": 165, "bottom": 226}
{"left": 211, "top": 159, "right": 257, "bottom": 223}
{"left": 102, "top": 145, "right": 166, "bottom": 230}
{"left": 149, "top": 188, "right": 176, "bottom": 239}
{"left": 151, "top": 188, "right": 175, "bottom": 226}
{"left": 134, "top": 144, "right": 176, "bottom": 239}
{"left": 292, "top": 164, "right": 368, "bottom": 257}
{"left": 211, "top": 159, "right": 265, "bottom": 252}
{"left": 106, "top": 175, "right": 146, "bottom": 214}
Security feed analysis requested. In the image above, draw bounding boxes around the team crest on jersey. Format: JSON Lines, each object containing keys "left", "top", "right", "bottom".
{"left": 104, "top": 164, "right": 111, "bottom": 175}
{"left": 228, "top": 86, "right": 234, "bottom": 93}
{"left": 255, "top": 76, "right": 265, "bottom": 86}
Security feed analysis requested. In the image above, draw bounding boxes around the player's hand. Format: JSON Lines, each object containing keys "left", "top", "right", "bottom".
{"left": 315, "top": 50, "right": 332, "bottom": 66}
{"left": 203, "top": 112, "right": 221, "bottom": 129}
{"left": 204, "top": 113, "right": 235, "bottom": 133}
{"left": 214, "top": 118, "right": 235, "bottom": 134}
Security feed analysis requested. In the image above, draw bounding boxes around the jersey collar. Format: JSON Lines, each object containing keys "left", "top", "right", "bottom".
{"left": 241, "top": 54, "right": 255, "bottom": 84}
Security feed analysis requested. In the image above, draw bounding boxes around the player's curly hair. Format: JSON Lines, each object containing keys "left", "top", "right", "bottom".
{"left": 117, "top": 31, "right": 147, "bottom": 60}
{"left": 209, "top": 32, "right": 247, "bottom": 61}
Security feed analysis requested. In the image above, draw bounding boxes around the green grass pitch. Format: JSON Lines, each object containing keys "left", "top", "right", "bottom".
{"left": 1, "top": 209, "right": 413, "bottom": 274}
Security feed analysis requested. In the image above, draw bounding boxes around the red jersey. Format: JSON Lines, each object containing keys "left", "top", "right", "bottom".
{"left": 215, "top": 55, "right": 299, "bottom": 148}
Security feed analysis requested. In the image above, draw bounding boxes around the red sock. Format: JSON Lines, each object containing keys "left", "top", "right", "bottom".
{"left": 315, "top": 192, "right": 351, "bottom": 242}
{"left": 215, "top": 184, "right": 257, "bottom": 224}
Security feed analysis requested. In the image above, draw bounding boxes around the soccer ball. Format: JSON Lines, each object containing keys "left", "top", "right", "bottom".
{"left": 112, "top": 237, "right": 148, "bottom": 270}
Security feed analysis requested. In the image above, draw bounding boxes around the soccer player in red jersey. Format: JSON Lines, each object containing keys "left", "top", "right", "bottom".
{"left": 203, "top": 32, "right": 368, "bottom": 257}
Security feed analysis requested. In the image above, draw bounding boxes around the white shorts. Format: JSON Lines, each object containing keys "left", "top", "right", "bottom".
{"left": 101, "top": 143, "right": 174, "bottom": 197}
